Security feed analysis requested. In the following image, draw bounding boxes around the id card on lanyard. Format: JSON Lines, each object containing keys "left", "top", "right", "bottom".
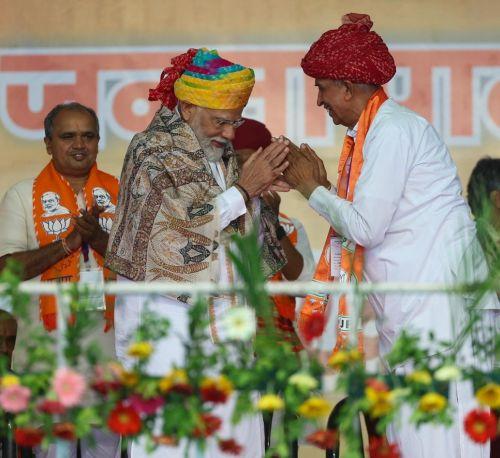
{"left": 330, "top": 236, "right": 342, "bottom": 278}
{"left": 80, "top": 243, "right": 105, "bottom": 311}
{"left": 330, "top": 147, "right": 354, "bottom": 279}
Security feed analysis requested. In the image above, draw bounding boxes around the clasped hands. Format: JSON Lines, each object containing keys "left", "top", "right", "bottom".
{"left": 236, "top": 136, "right": 330, "bottom": 200}
{"left": 65, "top": 205, "right": 107, "bottom": 252}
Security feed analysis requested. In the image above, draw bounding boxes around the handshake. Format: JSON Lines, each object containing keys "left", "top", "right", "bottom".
{"left": 236, "top": 136, "right": 331, "bottom": 201}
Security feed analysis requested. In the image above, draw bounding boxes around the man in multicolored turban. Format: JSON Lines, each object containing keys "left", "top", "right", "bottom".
{"left": 106, "top": 48, "right": 290, "bottom": 457}
{"left": 284, "top": 13, "right": 498, "bottom": 458}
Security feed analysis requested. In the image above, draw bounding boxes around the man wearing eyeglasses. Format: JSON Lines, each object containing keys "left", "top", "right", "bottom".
{"left": 106, "top": 48, "right": 289, "bottom": 457}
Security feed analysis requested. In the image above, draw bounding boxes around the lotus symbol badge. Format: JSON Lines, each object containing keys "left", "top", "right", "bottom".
{"left": 42, "top": 218, "right": 71, "bottom": 238}
{"left": 99, "top": 217, "right": 113, "bottom": 233}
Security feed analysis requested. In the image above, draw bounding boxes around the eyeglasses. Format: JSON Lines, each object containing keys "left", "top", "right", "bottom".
{"left": 213, "top": 117, "right": 245, "bottom": 128}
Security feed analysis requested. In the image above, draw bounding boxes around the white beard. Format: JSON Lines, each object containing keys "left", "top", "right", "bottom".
{"left": 190, "top": 112, "right": 227, "bottom": 163}
{"left": 200, "top": 138, "right": 225, "bottom": 163}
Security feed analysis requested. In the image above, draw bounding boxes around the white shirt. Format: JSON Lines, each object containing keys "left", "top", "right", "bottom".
{"left": 308, "top": 98, "right": 498, "bottom": 358}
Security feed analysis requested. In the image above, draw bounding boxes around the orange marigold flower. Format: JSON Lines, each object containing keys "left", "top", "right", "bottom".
{"left": 464, "top": 409, "right": 497, "bottom": 444}
{"left": 53, "top": 422, "right": 76, "bottom": 442}
{"left": 306, "top": 429, "right": 338, "bottom": 450}
{"left": 200, "top": 375, "right": 233, "bottom": 404}
{"left": 368, "top": 436, "right": 401, "bottom": 458}
{"left": 159, "top": 369, "right": 192, "bottom": 395}
{"left": 366, "top": 378, "right": 389, "bottom": 393}
{"left": 476, "top": 383, "right": 500, "bottom": 409}
{"left": 193, "top": 413, "right": 222, "bottom": 438}
{"left": 297, "top": 396, "right": 331, "bottom": 419}
{"left": 153, "top": 435, "right": 178, "bottom": 446}
{"left": 418, "top": 392, "right": 447, "bottom": 414}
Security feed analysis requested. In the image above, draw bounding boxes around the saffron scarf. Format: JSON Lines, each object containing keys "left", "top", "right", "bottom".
{"left": 271, "top": 213, "right": 298, "bottom": 321}
{"left": 298, "top": 88, "right": 388, "bottom": 354}
{"left": 33, "top": 161, "right": 119, "bottom": 331}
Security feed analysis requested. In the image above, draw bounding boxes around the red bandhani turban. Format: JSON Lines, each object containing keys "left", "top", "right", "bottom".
{"left": 149, "top": 48, "right": 255, "bottom": 110}
{"left": 232, "top": 118, "right": 272, "bottom": 151}
{"left": 301, "top": 13, "right": 396, "bottom": 85}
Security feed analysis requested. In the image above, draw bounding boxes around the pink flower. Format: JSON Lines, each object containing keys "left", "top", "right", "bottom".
{"left": 53, "top": 368, "right": 86, "bottom": 408}
{"left": 0, "top": 385, "right": 31, "bottom": 413}
{"left": 128, "top": 394, "right": 164, "bottom": 415}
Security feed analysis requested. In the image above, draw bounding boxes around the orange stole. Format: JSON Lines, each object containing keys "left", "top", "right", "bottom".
{"left": 269, "top": 213, "right": 302, "bottom": 352}
{"left": 32, "top": 161, "right": 119, "bottom": 331}
{"left": 270, "top": 213, "right": 298, "bottom": 321}
{"left": 299, "top": 88, "right": 388, "bottom": 354}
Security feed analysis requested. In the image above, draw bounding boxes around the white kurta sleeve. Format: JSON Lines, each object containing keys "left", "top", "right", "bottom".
{"left": 0, "top": 186, "right": 29, "bottom": 257}
{"left": 309, "top": 123, "right": 411, "bottom": 248}
{"left": 215, "top": 186, "right": 247, "bottom": 231}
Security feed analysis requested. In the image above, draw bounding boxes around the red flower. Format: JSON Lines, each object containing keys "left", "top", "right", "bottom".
{"left": 91, "top": 380, "right": 122, "bottom": 396}
{"left": 464, "top": 409, "right": 497, "bottom": 444}
{"left": 193, "top": 413, "right": 222, "bottom": 438}
{"left": 107, "top": 403, "right": 142, "bottom": 436}
{"left": 218, "top": 438, "right": 243, "bottom": 455}
{"left": 199, "top": 377, "right": 232, "bottom": 404}
{"left": 128, "top": 394, "right": 164, "bottom": 415}
{"left": 306, "top": 429, "right": 338, "bottom": 450}
{"left": 368, "top": 437, "right": 400, "bottom": 458}
{"left": 53, "top": 422, "right": 76, "bottom": 442}
{"left": 169, "top": 383, "right": 194, "bottom": 396}
{"left": 37, "top": 399, "right": 66, "bottom": 415}
{"left": 14, "top": 427, "right": 44, "bottom": 448}
{"left": 301, "top": 311, "right": 326, "bottom": 342}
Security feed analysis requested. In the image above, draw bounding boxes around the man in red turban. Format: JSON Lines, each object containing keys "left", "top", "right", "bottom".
{"left": 284, "top": 13, "right": 497, "bottom": 458}
{"left": 301, "top": 13, "right": 395, "bottom": 85}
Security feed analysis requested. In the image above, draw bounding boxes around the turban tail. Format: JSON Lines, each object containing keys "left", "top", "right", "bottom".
{"left": 149, "top": 48, "right": 255, "bottom": 110}
{"left": 301, "top": 13, "right": 396, "bottom": 85}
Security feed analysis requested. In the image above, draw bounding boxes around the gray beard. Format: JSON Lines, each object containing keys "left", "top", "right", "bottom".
{"left": 198, "top": 137, "right": 225, "bottom": 163}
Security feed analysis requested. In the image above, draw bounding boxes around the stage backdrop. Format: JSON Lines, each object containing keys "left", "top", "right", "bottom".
{"left": 1, "top": 0, "right": 500, "bottom": 252}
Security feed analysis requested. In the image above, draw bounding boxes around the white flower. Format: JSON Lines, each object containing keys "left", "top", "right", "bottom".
{"left": 434, "top": 365, "right": 462, "bottom": 381}
{"left": 289, "top": 372, "right": 318, "bottom": 391}
{"left": 222, "top": 306, "right": 256, "bottom": 341}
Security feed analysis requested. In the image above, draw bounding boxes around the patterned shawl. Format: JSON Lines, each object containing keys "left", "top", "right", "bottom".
{"left": 105, "top": 106, "right": 285, "bottom": 301}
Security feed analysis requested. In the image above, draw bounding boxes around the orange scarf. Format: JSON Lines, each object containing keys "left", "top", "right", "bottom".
{"left": 271, "top": 213, "right": 298, "bottom": 321}
{"left": 299, "top": 88, "right": 388, "bottom": 354}
{"left": 33, "top": 161, "right": 119, "bottom": 331}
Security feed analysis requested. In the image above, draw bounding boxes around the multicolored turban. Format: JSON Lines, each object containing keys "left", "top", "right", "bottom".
{"left": 301, "top": 13, "right": 396, "bottom": 85}
{"left": 149, "top": 48, "right": 255, "bottom": 110}
{"left": 232, "top": 118, "right": 272, "bottom": 151}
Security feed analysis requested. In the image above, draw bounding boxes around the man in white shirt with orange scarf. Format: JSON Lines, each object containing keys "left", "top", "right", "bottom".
{"left": 0, "top": 102, "right": 120, "bottom": 457}
{"left": 284, "top": 12, "right": 498, "bottom": 458}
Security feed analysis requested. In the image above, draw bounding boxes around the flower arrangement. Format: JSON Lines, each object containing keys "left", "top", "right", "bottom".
{"left": 0, "top": 227, "right": 498, "bottom": 458}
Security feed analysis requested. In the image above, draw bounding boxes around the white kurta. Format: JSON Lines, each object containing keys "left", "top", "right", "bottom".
{"left": 115, "top": 161, "right": 265, "bottom": 458}
{"left": 307, "top": 98, "right": 497, "bottom": 458}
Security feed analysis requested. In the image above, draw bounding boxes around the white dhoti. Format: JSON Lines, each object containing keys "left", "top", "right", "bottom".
{"left": 114, "top": 278, "right": 265, "bottom": 458}
{"left": 386, "top": 309, "right": 497, "bottom": 458}
{"left": 387, "top": 380, "right": 489, "bottom": 458}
